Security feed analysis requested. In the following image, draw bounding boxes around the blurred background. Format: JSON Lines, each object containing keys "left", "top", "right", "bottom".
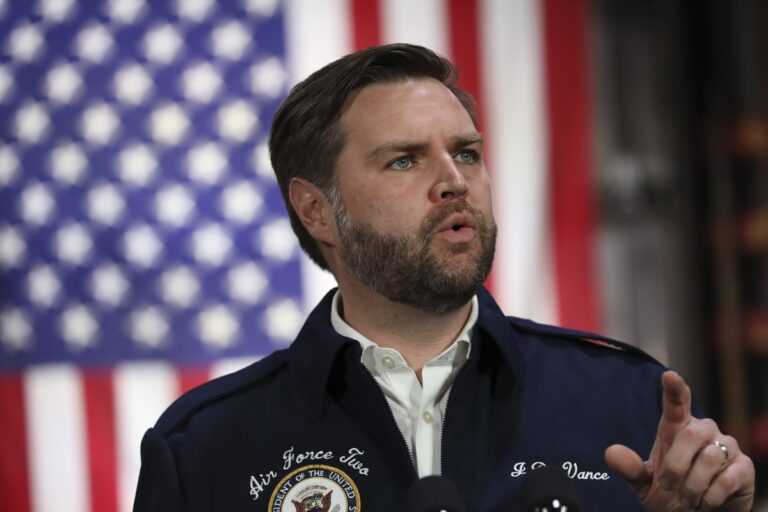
{"left": 0, "top": 0, "right": 765, "bottom": 510}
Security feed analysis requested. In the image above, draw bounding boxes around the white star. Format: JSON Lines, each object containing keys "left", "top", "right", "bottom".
{"left": 155, "top": 184, "right": 195, "bottom": 226}
{"left": 0, "top": 309, "right": 32, "bottom": 352}
{"left": 14, "top": 102, "right": 50, "bottom": 144}
{"left": 123, "top": 224, "right": 163, "bottom": 267}
{"left": 187, "top": 142, "right": 227, "bottom": 184}
{"left": 81, "top": 102, "right": 119, "bottom": 145}
{"left": 227, "top": 262, "right": 268, "bottom": 304}
{"left": 106, "top": 0, "right": 145, "bottom": 24}
{"left": 0, "top": 145, "right": 19, "bottom": 186}
{"left": 191, "top": 223, "right": 232, "bottom": 266}
{"left": 50, "top": 142, "right": 87, "bottom": 184}
{"left": 181, "top": 61, "right": 222, "bottom": 103}
{"left": 45, "top": 62, "right": 83, "bottom": 104}
{"left": 130, "top": 306, "right": 169, "bottom": 350}
{"left": 118, "top": 143, "right": 157, "bottom": 186}
{"left": 27, "top": 265, "right": 61, "bottom": 307}
{"left": 258, "top": 217, "right": 297, "bottom": 261}
{"left": 0, "top": 225, "right": 26, "bottom": 268}
{"left": 38, "top": 0, "right": 77, "bottom": 23}
{"left": 242, "top": 0, "right": 279, "bottom": 16}
{"left": 221, "top": 181, "right": 263, "bottom": 223}
{"left": 217, "top": 99, "right": 258, "bottom": 142}
{"left": 198, "top": 305, "right": 239, "bottom": 349}
{"left": 144, "top": 24, "right": 183, "bottom": 64}
{"left": 114, "top": 63, "right": 153, "bottom": 105}
{"left": 210, "top": 20, "right": 251, "bottom": 60}
{"left": 54, "top": 223, "right": 93, "bottom": 266}
{"left": 160, "top": 266, "right": 200, "bottom": 307}
{"left": 264, "top": 298, "right": 303, "bottom": 343}
{"left": 251, "top": 141, "right": 274, "bottom": 178}
{"left": 90, "top": 264, "right": 129, "bottom": 306}
{"left": 60, "top": 304, "right": 98, "bottom": 351}
{"left": 19, "top": 182, "right": 56, "bottom": 226}
{"left": 149, "top": 103, "right": 189, "bottom": 145}
{"left": 176, "top": 0, "right": 215, "bottom": 21}
{"left": 0, "top": 65, "right": 14, "bottom": 102}
{"left": 87, "top": 183, "right": 125, "bottom": 225}
{"left": 6, "top": 22, "right": 45, "bottom": 62}
{"left": 250, "top": 58, "right": 287, "bottom": 98}
{"left": 75, "top": 23, "right": 114, "bottom": 63}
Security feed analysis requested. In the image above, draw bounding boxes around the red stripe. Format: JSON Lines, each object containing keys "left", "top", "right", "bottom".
{"left": 83, "top": 370, "right": 118, "bottom": 512}
{"left": 178, "top": 367, "right": 212, "bottom": 394}
{"left": 350, "top": 0, "right": 381, "bottom": 50}
{"left": 542, "top": 0, "right": 601, "bottom": 330}
{"left": 0, "top": 375, "right": 32, "bottom": 512}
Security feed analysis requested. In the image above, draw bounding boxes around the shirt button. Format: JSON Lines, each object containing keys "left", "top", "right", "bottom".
{"left": 422, "top": 410, "right": 433, "bottom": 424}
{"left": 381, "top": 356, "right": 395, "bottom": 369}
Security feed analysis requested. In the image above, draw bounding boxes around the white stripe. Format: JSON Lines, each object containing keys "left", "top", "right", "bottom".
{"left": 114, "top": 363, "right": 178, "bottom": 512}
{"left": 482, "top": 0, "right": 557, "bottom": 323}
{"left": 380, "top": 0, "right": 449, "bottom": 56}
{"left": 283, "top": 0, "right": 348, "bottom": 312}
{"left": 24, "top": 365, "right": 91, "bottom": 512}
{"left": 210, "top": 356, "right": 262, "bottom": 379}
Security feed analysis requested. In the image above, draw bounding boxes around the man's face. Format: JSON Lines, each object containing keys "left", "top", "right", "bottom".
{"left": 330, "top": 78, "right": 496, "bottom": 314}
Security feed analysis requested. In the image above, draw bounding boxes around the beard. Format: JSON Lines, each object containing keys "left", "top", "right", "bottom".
{"left": 332, "top": 197, "right": 497, "bottom": 315}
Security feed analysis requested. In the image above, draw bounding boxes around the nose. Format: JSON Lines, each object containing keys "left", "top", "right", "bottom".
{"left": 429, "top": 156, "right": 469, "bottom": 203}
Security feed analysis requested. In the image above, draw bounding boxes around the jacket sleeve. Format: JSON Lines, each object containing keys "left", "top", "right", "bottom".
{"left": 133, "top": 427, "right": 185, "bottom": 512}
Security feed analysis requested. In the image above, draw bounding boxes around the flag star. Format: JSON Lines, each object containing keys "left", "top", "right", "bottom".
{"left": 198, "top": 305, "right": 239, "bottom": 349}
{"left": 250, "top": 58, "right": 287, "bottom": 98}
{"left": 14, "top": 102, "right": 50, "bottom": 144}
{"left": 155, "top": 184, "right": 195, "bottom": 226}
{"left": 221, "top": 181, "right": 263, "bottom": 223}
{"left": 19, "top": 182, "right": 56, "bottom": 226}
{"left": 38, "top": 0, "right": 77, "bottom": 23}
{"left": 107, "top": 0, "right": 145, "bottom": 24}
{"left": 0, "top": 65, "right": 14, "bottom": 102}
{"left": 160, "top": 266, "right": 200, "bottom": 307}
{"left": 60, "top": 305, "right": 98, "bottom": 351}
{"left": 227, "top": 262, "right": 268, "bottom": 304}
{"left": 242, "top": 0, "right": 279, "bottom": 17}
{"left": 187, "top": 142, "right": 227, "bottom": 184}
{"left": 0, "top": 225, "right": 26, "bottom": 268}
{"left": 87, "top": 183, "right": 125, "bottom": 225}
{"left": 6, "top": 22, "right": 45, "bottom": 62}
{"left": 81, "top": 102, "right": 120, "bottom": 145}
{"left": 144, "top": 24, "right": 183, "bottom": 64}
{"left": 176, "top": 0, "right": 215, "bottom": 22}
{"left": 264, "top": 298, "right": 303, "bottom": 343}
{"left": 75, "top": 23, "right": 114, "bottom": 63}
{"left": 0, "top": 309, "right": 32, "bottom": 352}
{"left": 54, "top": 223, "right": 93, "bottom": 265}
{"left": 46, "top": 62, "right": 83, "bottom": 104}
{"left": 149, "top": 103, "right": 190, "bottom": 145}
{"left": 259, "top": 217, "right": 297, "bottom": 261}
{"left": 91, "top": 264, "right": 129, "bottom": 306}
{"left": 114, "top": 63, "right": 153, "bottom": 105}
{"left": 210, "top": 20, "right": 251, "bottom": 60}
{"left": 50, "top": 142, "right": 87, "bottom": 184}
{"left": 191, "top": 223, "right": 232, "bottom": 266}
{"left": 0, "top": 145, "right": 19, "bottom": 186}
{"left": 217, "top": 99, "right": 258, "bottom": 142}
{"left": 27, "top": 265, "right": 62, "bottom": 307}
{"left": 252, "top": 141, "right": 274, "bottom": 178}
{"left": 118, "top": 143, "right": 157, "bottom": 186}
{"left": 123, "top": 224, "right": 163, "bottom": 267}
{"left": 181, "top": 61, "right": 222, "bottom": 103}
{"left": 130, "top": 306, "right": 169, "bottom": 350}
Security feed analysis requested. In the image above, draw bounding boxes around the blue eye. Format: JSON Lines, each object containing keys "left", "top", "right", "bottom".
{"left": 389, "top": 156, "right": 413, "bottom": 170}
{"left": 455, "top": 150, "right": 477, "bottom": 164}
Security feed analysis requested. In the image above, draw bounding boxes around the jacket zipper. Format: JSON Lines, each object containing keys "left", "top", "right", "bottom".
{"left": 439, "top": 361, "right": 469, "bottom": 476}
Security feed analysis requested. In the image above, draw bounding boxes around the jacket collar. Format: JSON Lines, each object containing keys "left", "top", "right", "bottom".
{"left": 288, "top": 286, "right": 525, "bottom": 419}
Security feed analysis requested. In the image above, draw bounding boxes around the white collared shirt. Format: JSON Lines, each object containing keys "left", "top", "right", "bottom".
{"left": 331, "top": 292, "right": 476, "bottom": 477}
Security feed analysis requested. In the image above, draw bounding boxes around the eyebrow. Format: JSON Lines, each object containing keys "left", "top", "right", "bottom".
{"left": 365, "top": 132, "right": 484, "bottom": 161}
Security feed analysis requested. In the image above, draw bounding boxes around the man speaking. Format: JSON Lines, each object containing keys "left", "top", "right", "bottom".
{"left": 133, "top": 44, "right": 755, "bottom": 511}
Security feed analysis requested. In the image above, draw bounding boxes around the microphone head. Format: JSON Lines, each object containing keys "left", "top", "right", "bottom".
{"left": 520, "top": 465, "right": 580, "bottom": 511}
{"left": 405, "top": 475, "right": 466, "bottom": 512}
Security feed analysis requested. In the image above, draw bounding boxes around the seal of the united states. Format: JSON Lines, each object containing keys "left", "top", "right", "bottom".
{"left": 267, "top": 464, "right": 361, "bottom": 512}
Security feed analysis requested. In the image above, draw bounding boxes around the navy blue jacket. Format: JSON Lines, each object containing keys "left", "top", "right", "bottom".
{"left": 134, "top": 288, "right": 671, "bottom": 511}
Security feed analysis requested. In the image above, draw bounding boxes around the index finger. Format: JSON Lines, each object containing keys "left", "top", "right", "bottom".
{"left": 661, "top": 370, "right": 692, "bottom": 427}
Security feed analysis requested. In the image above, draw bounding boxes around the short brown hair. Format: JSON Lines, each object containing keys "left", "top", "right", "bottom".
{"left": 269, "top": 43, "right": 477, "bottom": 270}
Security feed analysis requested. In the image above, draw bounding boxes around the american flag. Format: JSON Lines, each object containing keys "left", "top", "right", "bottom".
{"left": 0, "top": 1, "right": 599, "bottom": 511}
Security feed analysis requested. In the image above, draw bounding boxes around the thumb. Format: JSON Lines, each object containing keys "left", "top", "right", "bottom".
{"left": 605, "top": 444, "right": 650, "bottom": 491}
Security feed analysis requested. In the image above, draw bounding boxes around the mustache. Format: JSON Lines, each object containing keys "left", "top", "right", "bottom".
{"left": 419, "top": 201, "right": 488, "bottom": 238}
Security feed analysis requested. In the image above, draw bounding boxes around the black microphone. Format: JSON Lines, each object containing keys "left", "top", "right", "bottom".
{"left": 405, "top": 475, "right": 467, "bottom": 512}
{"left": 519, "top": 465, "right": 581, "bottom": 511}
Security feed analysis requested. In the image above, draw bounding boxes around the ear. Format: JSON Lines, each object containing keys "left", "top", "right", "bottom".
{"left": 288, "top": 177, "right": 336, "bottom": 246}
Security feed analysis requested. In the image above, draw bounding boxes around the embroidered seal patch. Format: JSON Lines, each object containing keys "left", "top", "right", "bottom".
{"left": 268, "top": 465, "right": 361, "bottom": 512}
